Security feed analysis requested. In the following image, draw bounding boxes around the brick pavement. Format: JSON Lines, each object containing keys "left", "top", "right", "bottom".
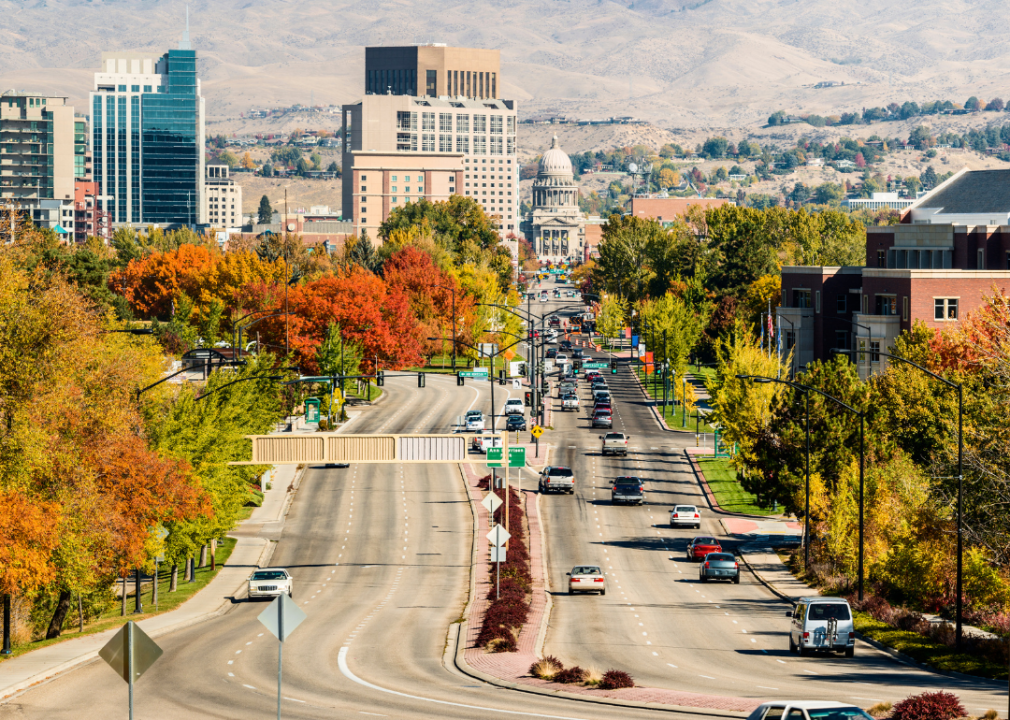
{"left": 458, "top": 463, "right": 762, "bottom": 714}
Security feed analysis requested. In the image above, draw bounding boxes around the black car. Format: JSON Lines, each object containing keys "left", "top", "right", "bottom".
{"left": 572, "top": 348, "right": 584, "bottom": 359}
{"left": 560, "top": 340, "right": 573, "bottom": 351}
{"left": 505, "top": 415, "right": 527, "bottom": 431}
{"left": 546, "top": 348, "right": 558, "bottom": 359}
{"left": 611, "top": 476, "right": 645, "bottom": 505}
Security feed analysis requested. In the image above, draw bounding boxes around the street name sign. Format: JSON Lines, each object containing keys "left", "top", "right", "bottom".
{"left": 583, "top": 362, "right": 607, "bottom": 369}
{"left": 459, "top": 370, "right": 488, "bottom": 378}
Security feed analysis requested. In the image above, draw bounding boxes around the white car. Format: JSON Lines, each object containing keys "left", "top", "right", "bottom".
{"left": 465, "top": 411, "right": 485, "bottom": 432}
{"left": 747, "top": 701, "right": 872, "bottom": 720}
{"left": 248, "top": 568, "right": 293, "bottom": 600}
{"left": 670, "top": 504, "right": 701, "bottom": 529}
{"left": 555, "top": 353, "right": 568, "bottom": 364}
{"left": 567, "top": 565, "right": 606, "bottom": 595}
{"left": 503, "top": 398, "right": 524, "bottom": 416}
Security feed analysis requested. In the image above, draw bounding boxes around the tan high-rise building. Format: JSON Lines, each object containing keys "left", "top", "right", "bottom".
{"left": 365, "top": 45, "right": 500, "bottom": 99}
{"left": 0, "top": 90, "right": 76, "bottom": 236}
{"left": 203, "top": 162, "right": 243, "bottom": 229}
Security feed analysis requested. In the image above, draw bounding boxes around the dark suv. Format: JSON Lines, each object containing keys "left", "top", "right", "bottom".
{"left": 560, "top": 340, "right": 573, "bottom": 351}
{"left": 505, "top": 414, "right": 527, "bottom": 431}
{"left": 611, "top": 476, "right": 645, "bottom": 505}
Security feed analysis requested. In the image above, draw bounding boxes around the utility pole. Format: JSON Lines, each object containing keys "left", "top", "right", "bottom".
{"left": 284, "top": 189, "right": 289, "bottom": 357}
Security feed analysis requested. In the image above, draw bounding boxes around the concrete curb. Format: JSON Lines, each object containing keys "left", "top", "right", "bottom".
{"left": 532, "top": 490, "right": 552, "bottom": 659}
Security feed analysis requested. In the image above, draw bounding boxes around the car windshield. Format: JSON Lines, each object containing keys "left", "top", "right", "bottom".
{"left": 708, "top": 553, "right": 734, "bottom": 562}
{"left": 605, "top": 433, "right": 625, "bottom": 440}
{"left": 594, "top": 410, "right": 610, "bottom": 416}
{"left": 806, "top": 709, "right": 873, "bottom": 720}
{"left": 549, "top": 468, "right": 573, "bottom": 477}
{"left": 675, "top": 506, "right": 697, "bottom": 512}
{"left": 808, "top": 603, "right": 851, "bottom": 621}
{"left": 252, "top": 571, "right": 287, "bottom": 580}
{"left": 466, "top": 411, "right": 481, "bottom": 418}
{"left": 573, "top": 566, "right": 601, "bottom": 575}
{"left": 615, "top": 477, "right": 640, "bottom": 485}
{"left": 694, "top": 538, "right": 717, "bottom": 545}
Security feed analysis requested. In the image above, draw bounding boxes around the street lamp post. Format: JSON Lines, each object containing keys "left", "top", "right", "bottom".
{"left": 738, "top": 374, "right": 864, "bottom": 596}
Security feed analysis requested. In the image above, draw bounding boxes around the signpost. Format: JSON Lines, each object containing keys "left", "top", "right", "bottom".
{"left": 530, "top": 425, "right": 544, "bottom": 439}
{"left": 99, "top": 621, "right": 163, "bottom": 720}
{"left": 487, "top": 523, "right": 512, "bottom": 599}
{"left": 258, "top": 593, "right": 307, "bottom": 720}
{"left": 583, "top": 361, "right": 607, "bottom": 369}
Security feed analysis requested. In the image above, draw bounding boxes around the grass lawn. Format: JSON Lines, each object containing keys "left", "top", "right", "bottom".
{"left": 0, "top": 538, "right": 237, "bottom": 663}
{"left": 854, "top": 611, "right": 1007, "bottom": 680}
{"left": 696, "top": 457, "right": 777, "bottom": 516}
{"left": 689, "top": 364, "right": 718, "bottom": 392}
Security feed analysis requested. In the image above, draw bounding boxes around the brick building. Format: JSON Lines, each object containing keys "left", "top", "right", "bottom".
{"left": 778, "top": 168, "right": 1010, "bottom": 377}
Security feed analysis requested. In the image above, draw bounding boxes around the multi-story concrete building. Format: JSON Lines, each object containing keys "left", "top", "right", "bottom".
{"left": 341, "top": 92, "right": 518, "bottom": 239}
{"left": 203, "top": 162, "right": 242, "bottom": 229}
{"left": 0, "top": 90, "right": 76, "bottom": 234}
{"left": 89, "top": 41, "right": 205, "bottom": 228}
{"left": 365, "top": 45, "right": 500, "bottom": 99}
{"left": 778, "top": 168, "right": 1010, "bottom": 378}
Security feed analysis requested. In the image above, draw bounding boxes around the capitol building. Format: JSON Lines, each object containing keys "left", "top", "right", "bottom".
{"left": 521, "top": 135, "right": 587, "bottom": 264}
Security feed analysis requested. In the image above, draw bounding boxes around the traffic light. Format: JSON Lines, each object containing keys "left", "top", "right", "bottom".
{"left": 518, "top": 362, "right": 527, "bottom": 376}
{"left": 611, "top": 359, "right": 618, "bottom": 374}
{"left": 524, "top": 390, "right": 532, "bottom": 407}
{"left": 418, "top": 372, "right": 425, "bottom": 388}
{"left": 498, "top": 370, "right": 506, "bottom": 386}
{"left": 376, "top": 370, "right": 385, "bottom": 387}
{"left": 456, "top": 373, "right": 465, "bottom": 386}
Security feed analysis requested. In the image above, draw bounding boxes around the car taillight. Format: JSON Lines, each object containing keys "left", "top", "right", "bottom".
{"left": 673, "top": 514, "right": 679, "bottom": 518}
{"left": 848, "top": 632, "right": 855, "bottom": 638}
{"left": 593, "top": 578, "right": 604, "bottom": 582}
{"left": 694, "top": 514, "right": 700, "bottom": 518}
{"left": 802, "top": 632, "right": 809, "bottom": 639}
{"left": 734, "top": 563, "right": 739, "bottom": 569}
{"left": 704, "top": 562, "right": 709, "bottom": 568}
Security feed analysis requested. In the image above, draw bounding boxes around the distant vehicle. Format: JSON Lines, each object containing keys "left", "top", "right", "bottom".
{"left": 601, "top": 432, "right": 629, "bottom": 456}
{"left": 611, "top": 476, "right": 644, "bottom": 505}
{"left": 553, "top": 289, "right": 561, "bottom": 298}
{"left": 567, "top": 565, "right": 606, "bottom": 595}
{"left": 561, "top": 393, "right": 580, "bottom": 411}
{"left": 593, "top": 390, "right": 611, "bottom": 405}
{"left": 503, "top": 398, "right": 524, "bottom": 416}
{"left": 670, "top": 505, "right": 701, "bottom": 529}
{"left": 747, "top": 702, "right": 872, "bottom": 720}
{"left": 465, "top": 411, "right": 485, "bottom": 432}
{"left": 559, "top": 339, "right": 573, "bottom": 351}
{"left": 699, "top": 552, "right": 739, "bottom": 584}
{"left": 592, "top": 408, "right": 612, "bottom": 428}
{"left": 472, "top": 435, "right": 502, "bottom": 454}
{"left": 572, "top": 348, "right": 584, "bottom": 359}
{"left": 248, "top": 568, "right": 293, "bottom": 600}
{"left": 548, "top": 315, "right": 561, "bottom": 327}
{"left": 546, "top": 348, "right": 558, "bottom": 359}
{"left": 555, "top": 353, "right": 568, "bottom": 364}
{"left": 539, "top": 466, "right": 575, "bottom": 494}
{"left": 539, "top": 291, "right": 549, "bottom": 302}
{"left": 505, "top": 414, "right": 527, "bottom": 431}
{"left": 687, "top": 536, "right": 722, "bottom": 561}
{"left": 787, "top": 597, "right": 856, "bottom": 657}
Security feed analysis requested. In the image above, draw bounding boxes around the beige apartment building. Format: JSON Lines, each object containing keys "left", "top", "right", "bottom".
{"left": 0, "top": 91, "right": 76, "bottom": 235}
{"left": 341, "top": 93, "right": 519, "bottom": 239}
{"left": 203, "top": 162, "right": 243, "bottom": 228}
{"left": 365, "top": 45, "right": 500, "bottom": 99}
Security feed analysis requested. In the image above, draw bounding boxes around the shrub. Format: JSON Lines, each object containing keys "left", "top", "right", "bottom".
{"left": 598, "top": 669, "right": 635, "bottom": 689}
{"left": 891, "top": 691, "right": 965, "bottom": 720}
{"left": 584, "top": 667, "right": 603, "bottom": 686}
{"left": 554, "top": 666, "right": 588, "bottom": 684}
{"left": 487, "top": 636, "right": 517, "bottom": 653}
{"left": 867, "top": 702, "right": 892, "bottom": 718}
{"left": 529, "top": 655, "right": 564, "bottom": 679}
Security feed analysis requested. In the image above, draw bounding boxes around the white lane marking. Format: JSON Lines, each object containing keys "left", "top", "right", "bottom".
{"left": 699, "top": 674, "right": 716, "bottom": 680}
{"left": 339, "top": 644, "right": 600, "bottom": 719}
{"left": 284, "top": 697, "right": 307, "bottom": 703}
{"left": 652, "top": 651, "right": 659, "bottom": 656}
{"left": 776, "top": 659, "right": 786, "bottom": 664}
{"left": 243, "top": 684, "right": 256, "bottom": 689}
{"left": 227, "top": 660, "right": 234, "bottom": 665}
{"left": 757, "top": 686, "right": 779, "bottom": 690}
{"left": 667, "top": 663, "right": 678, "bottom": 668}
{"left": 228, "top": 672, "right": 234, "bottom": 676}
{"left": 804, "top": 669, "right": 819, "bottom": 675}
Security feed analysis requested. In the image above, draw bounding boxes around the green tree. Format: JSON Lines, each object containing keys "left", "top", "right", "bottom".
{"left": 704, "top": 205, "right": 781, "bottom": 296}
{"left": 310, "top": 152, "right": 322, "bottom": 170}
{"left": 636, "top": 293, "right": 711, "bottom": 373}
{"left": 257, "top": 195, "right": 273, "bottom": 225}
{"left": 316, "top": 322, "right": 364, "bottom": 420}
{"left": 921, "top": 165, "right": 939, "bottom": 189}
{"left": 813, "top": 183, "right": 844, "bottom": 205}
{"left": 217, "top": 151, "right": 238, "bottom": 168}
{"left": 702, "top": 137, "right": 729, "bottom": 158}
{"left": 596, "top": 294, "right": 628, "bottom": 343}
{"left": 593, "top": 215, "right": 662, "bottom": 302}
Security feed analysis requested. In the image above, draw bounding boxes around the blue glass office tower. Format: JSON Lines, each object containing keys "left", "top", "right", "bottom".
{"left": 90, "top": 47, "right": 205, "bottom": 226}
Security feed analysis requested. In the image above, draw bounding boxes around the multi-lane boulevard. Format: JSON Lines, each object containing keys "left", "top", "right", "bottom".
{"left": 1, "top": 279, "right": 1005, "bottom": 718}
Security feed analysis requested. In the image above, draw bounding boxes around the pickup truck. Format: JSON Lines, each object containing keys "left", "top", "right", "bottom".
{"left": 601, "top": 432, "right": 630, "bottom": 456}
{"left": 539, "top": 466, "right": 575, "bottom": 494}
{"left": 471, "top": 435, "right": 503, "bottom": 454}
{"left": 561, "top": 393, "right": 580, "bottom": 411}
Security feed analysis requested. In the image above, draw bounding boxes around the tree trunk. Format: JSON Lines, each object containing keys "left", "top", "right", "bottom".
{"left": 199, "top": 544, "right": 208, "bottom": 568}
{"left": 210, "top": 539, "right": 217, "bottom": 572}
{"left": 46, "top": 589, "right": 72, "bottom": 639}
{"left": 78, "top": 592, "right": 84, "bottom": 633}
{"left": 121, "top": 577, "right": 127, "bottom": 616}
{"left": 170, "top": 564, "right": 178, "bottom": 592}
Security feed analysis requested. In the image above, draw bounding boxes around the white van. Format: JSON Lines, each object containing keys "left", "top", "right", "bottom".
{"left": 786, "top": 596, "right": 855, "bottom": 657}
{"left": 747, "top": 701, "right": 873, "bottom": 720}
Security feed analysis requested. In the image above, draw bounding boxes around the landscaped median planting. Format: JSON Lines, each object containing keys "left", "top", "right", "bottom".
{"left": 529, "top": 655, "right": 635, "bottom": 689}
{"left": 476, "top": 478, "right": 532, "bottom": 653}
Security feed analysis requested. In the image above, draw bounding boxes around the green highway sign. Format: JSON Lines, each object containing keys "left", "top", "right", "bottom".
{"left": 583, "top": 362, "right": 608, "bottom": 369}
{"left": 459, "top": 370, "right": 489, "bottom": 378}
{"left": 487, "top": 447, "right": 504, "bottom": 467}
{"left": 508, "top": 447, "right": 526, "bottom": 468}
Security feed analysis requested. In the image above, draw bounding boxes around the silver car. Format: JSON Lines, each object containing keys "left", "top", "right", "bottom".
{"left": 787, "top": 597, "right": 856, "bottom": 657}
{"left": 248, "top": 568, "right": 293, "bottom": 600}
{"left": 670, "top": 504, "right": 701, "bottom": 529}
{"left": 567, "top": 565, "right": 606, "bottom": 595}
{"left": 698, "top": 552, "right": 740, "bottom": 583}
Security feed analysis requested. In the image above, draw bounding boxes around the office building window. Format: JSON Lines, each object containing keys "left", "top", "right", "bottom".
{"left": 439, "top": 113, "right": 452, "bottom": 133}
{"left": 397, "top": 133, "right": 413, "bottom": 151}
{"left": 426, "top": 69, "right": 437, "bottom": 96}
{"left": 478, "top": 72, "right": 484, "bottom": 98}
{"left": 422, "top": 134, "right": 435, "bottom": 152}
{"left": 491, "top": 136, "right": 503, "bottom": 155}
{"left": 507, "top": 115, "right": 515, "bottom": 133}
{"left": 474, "top": 136, "right": 486, "bottom": 154}
{"left": 492, "top": 72, "right": 497, "bottom": 98}
{"left": 507, "top": 136, "right": 515, "bottom": 155}
{"left": 118, "top": 85, "right": 126, "bottom": 91}
{"left": 490, "top": 115, "right": 503, "bottom": 134}
{"left": 397, "top": 111, "right": 417, "bottom": 131}
{"left": 474, "top": 114, "right": 486, "bottom": 133}
{"left": 456, "top": 135, "right": 470, "bottom": 153}
{"left": 144, "top": 85, "right": 152, "bottom": 93}
{"left": 978, "top": 248, "right": 985, "bottom": 269}
{"left": 422, "top": 112, "right": 435, "bottom": 131}
{"left": 835, "top": 330, "right": 850, "bottom": 352}
{"left": 793, "top": 289, "right": 811, "bottom": 308}
{"left": 439, "top": 134, "right": 452, "bottom": 152}
{"left": 815, "top": 290, "right": 821, "bottom": 313}
{"left": 870, "top": 341, "right": 880, "bottom": 362}
{"left": 785, "top": 330, "right": 796, "bottom": 351}
{"left": 456, "top": 114, "right": 469, "bottom": 133}
{"left": 934, "top": 298, "right": 958, "bottom": 321}
{"left": 836, "top": 294, "right": 847, "bottom": 313}
{"left": 875, "top": 295, "right": 897, "bottom": 315}
{"left": 877, "top": 249, "right": 886, "bottom": 267}
{"left": 131, "top": 85, "right": 140, "bottom": 92}
{"left": 902, "top": 296, "right": 909, "bottom": 321}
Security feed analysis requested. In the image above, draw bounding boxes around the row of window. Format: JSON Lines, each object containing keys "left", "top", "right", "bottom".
{"left": 877, "top": 247, "right": 1010, "bottom": 270}
{"left": 396, "top": 111, "right": 515, "bottom": 134}
{"left": 793, "top": 288, "right": 958, "bottom": 321}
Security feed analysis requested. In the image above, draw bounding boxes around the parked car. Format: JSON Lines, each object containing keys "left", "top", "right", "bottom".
{"left": 699, "top": 552, "right": 740, "bottom": 583}
{"left": 670, "top": 504, "right": 701, "bottom": 529}
{"left": 465, "top": 411, "right": 485, "bottom": 432}
{"left": 248, "top": 568, "right": 293, "bottom": 600}
{"left": 600, "top": 432, "right": 629, "bottom": 456}
{"left": 611, "top": 476, "right": 644, "bottom": 505}
{"left": 562, "top": 393, "right": 580, "bottom": 411}
{"left": 686, "top": 536, "right": 722, "bottom": 561}
{"left": 505, "top": 414, "right": 527, "bottom": 431}
{"left": 504, "top": 398, "right": 524, "bottom": 416}
{"left": 567, "top": 565, "right": 606, "bottom": 595}
{"left": 592, "top": 408, "right": 612, "bottom": 428}
{"left": 787, "top": 597, "right": 856, "bottom": 657}
{"left": 539, "top": 466, "right": 575, "bottom": 494}
{"left": 747, "top": 702, "right": 873, "bottom": 720}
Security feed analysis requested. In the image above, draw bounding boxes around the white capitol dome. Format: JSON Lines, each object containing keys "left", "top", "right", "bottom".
{"left": 538, "top": 134, "right": 573, "bottom": 177}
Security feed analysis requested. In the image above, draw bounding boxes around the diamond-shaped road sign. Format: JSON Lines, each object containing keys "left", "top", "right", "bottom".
{"left": 486, "top": 523, "right": 511, "bottom": 547}
{"left": 531, "top": 425, "right": 544, "bottom": 439}
{"left": 100, "top": 621, "right": 163, "bottom": 683}
{"left": 481, "top": 492, "right": 503, "bottom": 514}
{"left": 258, "top": 592, "right": 307, "bottom": 643}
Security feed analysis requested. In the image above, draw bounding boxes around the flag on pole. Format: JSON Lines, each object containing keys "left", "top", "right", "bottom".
{"left": 767, "top": 311, "right": 774, "bottom": 339}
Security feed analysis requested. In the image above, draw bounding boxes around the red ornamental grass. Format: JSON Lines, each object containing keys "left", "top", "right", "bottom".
{"left": 598, "top": 669, "right": 634, "bottom": 689}
{"left": 891, "top": 691, "right": 966, "bottom": 720}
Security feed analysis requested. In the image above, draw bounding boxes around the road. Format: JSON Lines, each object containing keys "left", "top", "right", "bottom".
{"left": 2, "top": 277, "right": 1004, "bottom": 718}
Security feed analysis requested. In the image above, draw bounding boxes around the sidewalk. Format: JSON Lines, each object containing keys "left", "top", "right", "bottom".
{"left": 0, "top": 413, "right": 360, "bottom": 701}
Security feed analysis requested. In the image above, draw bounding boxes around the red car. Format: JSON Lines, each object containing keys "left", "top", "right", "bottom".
{"left": 686, "top": 536, "right": 722, "bottom": 562}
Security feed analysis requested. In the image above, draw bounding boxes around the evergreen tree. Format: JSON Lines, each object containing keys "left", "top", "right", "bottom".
{"left": 257, "top": 195, "right": 273, "bottom": 224}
